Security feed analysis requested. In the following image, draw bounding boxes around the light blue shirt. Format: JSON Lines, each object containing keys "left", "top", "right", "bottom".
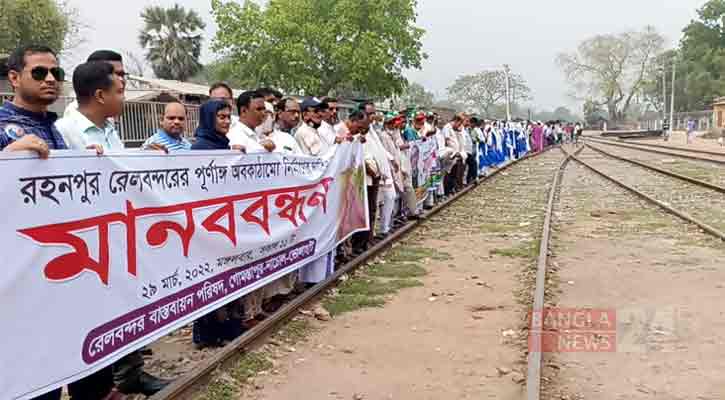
{"left": 143, "top": 129, "right": 192, "bottom": 152}
{"left": 54, "top": 109, "right": 125, "bottom": 150}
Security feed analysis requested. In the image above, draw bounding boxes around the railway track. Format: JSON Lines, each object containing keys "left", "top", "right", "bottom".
{"left": 568, "top": 145, "right": 725, "bottom": 240}
{"left": 152, "top": 142, "right": 725, "bottom": 400}
{"left": 525, "top": 143, "right": 725, "bottom": 400}
{"left": 585, "top": 136, "right": 725, "bottom": 165}
{"left": 150, "top": 147, "right": 559, "bottom": 400}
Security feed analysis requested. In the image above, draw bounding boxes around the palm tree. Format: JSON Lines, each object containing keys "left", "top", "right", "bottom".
{"left": 138, "top": 4, "right": 205, "bottom": 82}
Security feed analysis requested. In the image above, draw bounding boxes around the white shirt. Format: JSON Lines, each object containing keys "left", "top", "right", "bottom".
{"left": 55, "top": 111, "right": 125, "bottom": 151}
{"left": 228, "top": 120, "right": 265, "bottom": 153}
{"left": 265, "top": 130, "right": 302, "bottom": 155}
{"left": 318, "top": 121, "right": 337, "bottom": 148}
{"left": 295, "top": 123, "right": 331, "bottom": 157}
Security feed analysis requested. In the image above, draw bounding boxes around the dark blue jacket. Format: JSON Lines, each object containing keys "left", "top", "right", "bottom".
{"left": 0, "top": 101, "right": 67, "bottom": 150}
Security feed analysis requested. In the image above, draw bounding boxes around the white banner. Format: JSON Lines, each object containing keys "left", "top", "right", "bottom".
{"left": 0, "top": 142, "right": 368, "bottom": 399}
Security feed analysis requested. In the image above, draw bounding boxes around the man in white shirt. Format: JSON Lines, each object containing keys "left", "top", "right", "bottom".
{"left": 295, "top": 97, "right": 332, "bottom": 157}
{"left": 441, "top": 115, "right": 466, "bottom": 195}
{"left": 228, "top": 90, "right": 275, "bottom": 153}
{"left": 265, "top": 98, "right": 303, "bottom": 154}
{"left": 318, "top": 97, "right": 338, "bottom": 145}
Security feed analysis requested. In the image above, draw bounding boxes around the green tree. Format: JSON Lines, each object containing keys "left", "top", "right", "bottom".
{"left": 395, "top": 82, "right": 434, "bottom": 109}
{"left": 139, "top": 4, "right": 205, "bottom": 81}
{"left": 676, "top": 0, "right": 725, "bottom": 110}
{"left": 210, "top": 0, "right": 427, "bottom": 98}
{"left": 446, "top": 70, "right": 531, "bottom": 116}
{"left": 0, "top": 0, "right": 84, "bottom": 56}
{"left": 557, "top": 26, "right": 665, "bottom": 122}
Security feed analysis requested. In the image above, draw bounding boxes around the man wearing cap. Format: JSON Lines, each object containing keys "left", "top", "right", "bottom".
{"left": 295, "top": 97, "right": 332, "bottom": 157}
{"left": 294, "top": 97, "right": 338, "bottom": 284}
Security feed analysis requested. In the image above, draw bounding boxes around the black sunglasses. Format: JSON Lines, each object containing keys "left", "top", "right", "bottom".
{"left": 30, "top": 66, "right": 65, "bottom": 82}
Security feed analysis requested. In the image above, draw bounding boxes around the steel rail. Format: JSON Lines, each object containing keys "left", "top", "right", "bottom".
{"left": 595, "top": 135, "right": 725, "bottom": 158}
{"left": 584, "top": 143, "right": 725, "bottom": 195}
{"left": 525, "top": 145, "right": 581, "bottom": 400}
{"left": 151, "top": 147, "right": 562, "bottom": 400}
{"left": 563, "top": 147, "right": 725, "bottom": 242}
{"left": 586, "top": 137, "right": 725, "bottom": 165}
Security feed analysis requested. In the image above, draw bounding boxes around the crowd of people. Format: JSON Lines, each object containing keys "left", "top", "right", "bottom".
{"left": 1, "top": 45, "right": 577, "bottom": 400}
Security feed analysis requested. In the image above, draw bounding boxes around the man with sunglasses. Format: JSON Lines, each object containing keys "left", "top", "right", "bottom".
{"left": 0, "top": 45, "right": 67, "bottom": 158}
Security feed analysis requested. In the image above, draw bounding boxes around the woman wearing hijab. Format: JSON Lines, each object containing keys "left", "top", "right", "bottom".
{"left": 191, "top": 100, "right": 246, "bottom": 348}
{"left": 191, "top": 100, "right": 235, "bottom": 150}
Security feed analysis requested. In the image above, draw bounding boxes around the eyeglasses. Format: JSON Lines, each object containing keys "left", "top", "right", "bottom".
{"left": 114, "top": 71, "right": 127, "bottom": 79}
{"left": 30, "top": 66, "right": 65, "bottom": 82}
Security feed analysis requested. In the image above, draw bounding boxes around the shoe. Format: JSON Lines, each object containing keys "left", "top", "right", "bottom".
{"left": 118, "top": 371, "right": 171, "bottom": 396}
{"left": 408, "top": 215, "right": 422, "bottom": 221}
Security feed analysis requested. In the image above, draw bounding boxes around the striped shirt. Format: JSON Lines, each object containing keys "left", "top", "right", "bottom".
{"left": 142, "top": 129, "right": 192, "bottom": 152}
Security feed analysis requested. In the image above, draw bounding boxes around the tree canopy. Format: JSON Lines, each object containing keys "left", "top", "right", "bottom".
{"left": 210, "top": 0, "right": 427, "bottom": 98}
{"left": 446, "top": 70, "right": 531, "bottom": 116}
{"left": 671, "top": 0, "right": 725, "bottom": 110}
{"left": 395, "top": 82, "right": 434, "bottom": 109}
{"left": 557, "top": 26, "right": 664, "bottom": 122}
{"left": 139, "top": 4, "right": 205, "bottom": 81}
{"left": 0, "top": 0, "right": 83, "bottom": 56}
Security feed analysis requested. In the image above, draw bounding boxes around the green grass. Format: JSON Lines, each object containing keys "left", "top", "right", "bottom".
{"left": 386, "top": 246, "right": 452, "bottom": 262}
{"left": 276, "top": 318, "right": 313, "bottom": 343}
{"left": 198, "top": 374, "right": 239, "bottom": 400}
{"left": 321, "top": 245, "right": 440, "bottom": 317}
{"left": 491, "top": 240, "right": 540, "bottom": 259}
{"left": 230, "top": 352, "right": 274, "bottom": 384}
{"left": 366, "top": 262, "right": 427, "bottom": 278}
{"left": 323, "top": 293, "right": 387, "bottom": 316}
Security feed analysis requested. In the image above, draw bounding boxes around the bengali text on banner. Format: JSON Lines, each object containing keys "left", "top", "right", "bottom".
{"left": 0, "top": 142, "right": 368, "bottom": 399}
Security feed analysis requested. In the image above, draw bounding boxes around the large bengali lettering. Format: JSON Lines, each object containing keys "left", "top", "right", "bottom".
{"left": 109, "top": 167, "right": 190, "bottom": 194}
{"left": 81, "top": 239, "right": 316, "bottom": 364}
{"left": 20, "top": 171, "right": 102, "bottom": 206}
{"left": 1, "top": 143, "right": 367, "bottom": 400}
{"left": 18, "top": 178, "right": 334, "bottom": 287}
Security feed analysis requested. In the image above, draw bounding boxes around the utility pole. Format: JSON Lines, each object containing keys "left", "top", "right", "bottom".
{"left": 669, "top": 59, "right": 676, "bottom": 141}
{"left": 662, "top": 64, "right": 667, "bottom": 132}
{"left": 503, "top": 64, "right": 512, "bottom": 121}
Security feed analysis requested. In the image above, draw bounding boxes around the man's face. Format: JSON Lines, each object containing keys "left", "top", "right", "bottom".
{"left": 279, "top": 100, "right": 301, "bottom": 130}
{"left": 328, "top": 102, "right": 339, "bottom": 123}
{"left": 452, "top": 120, "right": 462, "bottom": 131}
{"left": 319, "top": 107, "right": 332, "bottom": 124}
{"left": 9, "top": 52, "right": 62, "bottom": 106}
{"left": 304, "top": 108, "right": 322, "bottom": 127}
{"left": 244, "top": 97, "right": 266, "bottom": 128}
{"left": 364, "top": 104, "right": 377, "bottom": 122}
{"left": 161, "top": 103, "right": 186, "bottom": 136}
{"left": 414, "top": 119, "right": 425, "bottom": 131}
{"left": 209, "top": 87, "right": 234, "bottom": 108}
{"left": 108, "top": 61, "right": 126, "bottom": 92}
{"left": 101, "top": 75, "right": 125, "bottom": 117}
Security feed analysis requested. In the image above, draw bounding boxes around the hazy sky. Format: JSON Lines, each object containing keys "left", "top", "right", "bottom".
{"left": 66, "top": 0, "right": 707, "bottom": 111}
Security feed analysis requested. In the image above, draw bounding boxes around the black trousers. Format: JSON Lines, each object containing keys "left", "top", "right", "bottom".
{"left": 351, "top": 180, "right": 380, "bottom": 252}
{"left": 30, "top": 365, "right": 114, "bottom": 400}
{"left": 465, "top": 154, "right": 478, "bottom": 184}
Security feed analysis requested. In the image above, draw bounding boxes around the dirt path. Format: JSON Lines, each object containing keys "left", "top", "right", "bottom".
{"left": 543, "top": 160, "right": 725, "bottom": 400}
{"left": 189, "top": 151, "right": 566, "bottom": 400}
